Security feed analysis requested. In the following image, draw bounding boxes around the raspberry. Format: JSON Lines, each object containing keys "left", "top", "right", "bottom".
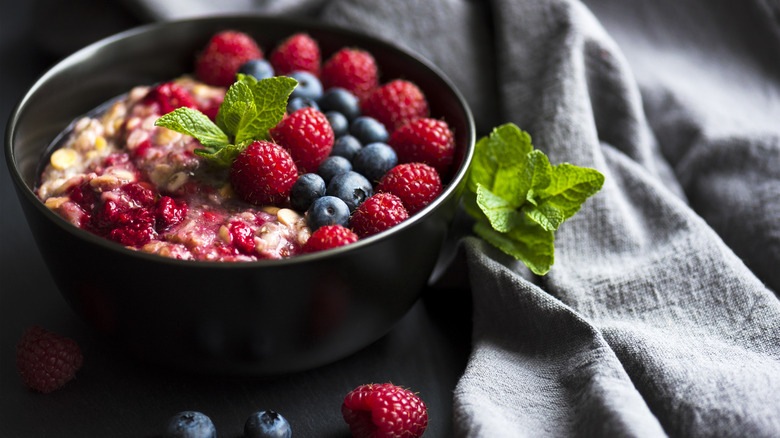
{"left": 270, "top": 107, "right": 334, "bottom": 173}
{"left": 230, "top": 140, "right": 299, "bottom": 206}
{"left": 228, "top": 219, "right": 256, "bottom": 255}
{"left": 321, "top": 48, "right": 379, "bottom": 101}
{"left": 303, "top": 224, "right": 359, "bottom": 253}
{"left": 108, "top": 207, "right": 157, "bottom": 247}
{"left": 270, "top": 32, "right": 321, "bottom": 76}
{"left": 196, "top": 30, "right": 263, "bottom": 87}
{"left": 388, "top": 118, "right": 455, "bottom": 175}
{"left": 154, "top": 196, "right": 188, "bottom": 232}
{"left": 360, "top": 80, "right": 429, "bottom": 132}
{"left": 350, "top": 192, "right": 409, "bottom": 238}
{"left": 16, "top": 325, "right": 83, "bottom": 393}
{"left": 142, "top": 82, "right": 198, "bottom": 115}
{"left": 342, "top": 383, "right": 428, "bottom": 438}
{"left": 377, "top": 163, "right": 443, "bottom": 215}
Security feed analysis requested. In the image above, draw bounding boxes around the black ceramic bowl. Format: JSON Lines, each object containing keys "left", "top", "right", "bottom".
{"left": 5, "top": 16, "right": 474, "bottom": 374}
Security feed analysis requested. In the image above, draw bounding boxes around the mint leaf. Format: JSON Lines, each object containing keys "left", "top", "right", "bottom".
{"left": 193, "top": 142, "right": 248, "bottom": 168}
{"left": 155, "top": 107, "right": 229, "bottom": 147}
{"left": 215, "top": 78, "right": 257, "bottom": 141}
{"left": 465, "top": 123, "right": 604, "bottom": 275}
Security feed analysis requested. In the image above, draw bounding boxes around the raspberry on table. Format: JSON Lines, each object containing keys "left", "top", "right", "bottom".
{"left": 350, "top": 192, "right": 409, "bottom": 238}
{"left": 16, "top": 325, "right": 83, "bottom": 393}
{"left": 388, "top": 117, "right": 455, "bottom": 176}
{"left": 229, "top": 140, "right": 299, "bottom": 206}
{"left": 341, "top": 383, "right": 428, "bottom": 438}
{"left": 303, "top": 224, "right": 359, "bottom": 253}
{"left": 377, "top": 162, "right": 443, "bottom": 215}
{"left": 321, "top": 48, "right": 379, "bottom": 101}
{"left": 270, "top": 106, "right": 335, "bottom": 173}
{"left": 360, "top": 79, "right": 429, "bottom": 133}
{"left": 195, "top": 30, "right": 263, "bottom": 87}
{"left": 270, "top": 32, "right": 321, "bottom": 77}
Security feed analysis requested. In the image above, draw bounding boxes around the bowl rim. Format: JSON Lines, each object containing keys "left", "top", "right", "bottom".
{"left": 5, "top": 14, "right": 476, "bottom": 270}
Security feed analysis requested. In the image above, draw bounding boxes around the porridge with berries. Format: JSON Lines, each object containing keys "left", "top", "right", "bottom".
{"left": 36, "top": 31, "right": 456, "bottom": 261}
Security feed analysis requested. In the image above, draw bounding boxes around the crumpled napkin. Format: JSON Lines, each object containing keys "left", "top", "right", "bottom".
{"left": 125, "top": 0, "right": 780, "bottom": 436}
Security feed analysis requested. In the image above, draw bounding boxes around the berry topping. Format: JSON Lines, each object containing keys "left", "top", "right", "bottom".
{"left": 143, "top": 82, "right": 198, "bottom": 115}
{"left": 331, "top": 135, "right": 363, "bottom": 161}
{"left": 154, "top": 196, "right": 188, "bottom": 232}
{"left": 321, "top": 48, "right": 379, "bottom": 101}
{"left": 229, "top": 140, "right": 299, "bottom": 206}
{"left": 361, "top": 80, "right": 429, "bottom": 132}
{"left": 16, "top": 325, "right": 83, "bottom": 393}
{"left": 318, "top": 87, "right": 361, "bottom": 122}
{"left": 350, "top": 192, "right": 409, "bottom": 238}
{"left": 239, "top": 59, "right": 275, "bottom": 80}
{"left": 326, "top": 171, "right": 374, "bottom": 212}
{"left": 164, "top": 411, "right": 217, "bottom": 438}
{"left": 303, "top": 224, "right": 359, "bottom": 253}
{"left": 107, "top": 207, "right": 157, "bottom": 247}
{"left": 286, "top": 96, "right": 320, "bottom": 114}
{"left": 307, "top": 195, "right": 351, "bottom": 230}
{"left": 228, "top": 219, "right": 256, "bottom": 255}
{"left": 378, "top": 163, "right": 443, "bottom": 214}
{"left": 389, "top": 118, "right": 455, "bottom": 175}
{"left": 270, "top": 32, "right": 321, "bottom": 77}
{"left": 325, "top": 111, "right": 349, "bottom": 138}
{"left": 341, "top": 383, "right": 428, "bottom": 438}
{"left": 270, "top": 106, "right": 334, "bottom": 173}
{"left": 352, "top": 142, "right": 398, "bottom": 184}
{"left": 290, "top": 172, "right": 326, "bottom": 212}
{"left": 195, "top": 30, "right": 263, "bottom": 87}
{"left": 318, "top": 155, "right": 352, "bottom": 183}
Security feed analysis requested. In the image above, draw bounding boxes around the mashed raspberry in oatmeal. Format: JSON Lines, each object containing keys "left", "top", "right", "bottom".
{"left": 36, "top": 77, "right": 310, "bottom": 261}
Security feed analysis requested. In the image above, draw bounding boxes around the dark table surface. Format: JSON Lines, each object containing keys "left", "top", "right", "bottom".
{"left": 0, "top": 2, "right": 472, "bottom": 436}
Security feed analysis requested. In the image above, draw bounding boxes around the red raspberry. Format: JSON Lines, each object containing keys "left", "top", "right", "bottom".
{"left": 270, "top": 107, "right": 334, "bottom": 173}
{"left": 142, "top": 82, "right": 198, "bottom": 115}
{"left": 108, "top": 207, "right": 157, "bottom": 247}
{"left": 154, "top": 196, "right": 188, "bottom": 232}
{"left": 388, "top": 118, "right": 455, "bottom": 175}
{"left": 361, "top": 80, "right": 429, "bottom": 132}
{"left": 377, "top": 163, "right": 443, "bottom": 215}
{"left": 342, "top": 383, "right": 428, "bottom": 438}
{"left": 16, "top": 325, "right": 83, "bottom": 393}
{"left": 270, "top": 32, "right": 321, "bottom": 76}
{"left": 230, "top": 140, "right": 299, "bottom": 206}
{"left": 228, "top": 219, "right": 256, "bottom": 255}
{"left": 303, "top": 224, "right": 359, "bottom": 253}
{"left": 195, "top": 30, "right": 263, "bottom": 87}
{"left": 350, "top": 192, "right": 409, "bottom": 238}
{"left": 321, "top": 48, "right": 379, "bottom": 101}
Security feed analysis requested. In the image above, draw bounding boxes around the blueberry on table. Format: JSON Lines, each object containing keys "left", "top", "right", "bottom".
{"left": 318, "top": 87, "right": 360, "bottom": 121}
{"left": 352, "top": 142, "right": 398, "bottom": 183}
{"left": 307, "top": 195, "right": 351, "bottom": 230}
{"left": 288, "top": 70, "right": 323, "bottom": 100}
{"left": 244, "top": 410, "right": 292, "bottom": 438}
{"left": 318, "top": 155, "right": 352, "bottom": 183}
{"left": 239, "top": 59, "right": 275, "bottom": 80}
{"left": 349, "top": 116, "right": 388, "bottom": 144}
{"left": 326, "top": 171, "right": 374, "bottom": 212}
{"left": 330, "top": 135, "right": 363, "bottom": 161}
{"left": 164, "top": 411, "right": 216, "bottom": 438}
{"left": 290, "top": 172, "right": 326, "bottom": 212}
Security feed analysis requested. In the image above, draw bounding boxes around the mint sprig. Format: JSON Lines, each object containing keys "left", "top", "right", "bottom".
{"left": 464, "top": 123, "right": 604, "bottom": 275}
{"left": 154, "top": 74, "right": 297, "bottom": 166}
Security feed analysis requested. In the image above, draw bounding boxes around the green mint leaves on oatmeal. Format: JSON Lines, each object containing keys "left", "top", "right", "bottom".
{"left": 154, "top": 74, "right": 297, "bottom": 166}
{"left": 464, "top": 123, "right": 604, "bottom": 275}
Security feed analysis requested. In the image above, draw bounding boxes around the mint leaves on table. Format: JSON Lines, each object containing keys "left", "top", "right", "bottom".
{"left": 464, "top": 123, "right": 604, "bottom": 275}
{"left": 154, "top": 74, "right": 297, "bottom": 166}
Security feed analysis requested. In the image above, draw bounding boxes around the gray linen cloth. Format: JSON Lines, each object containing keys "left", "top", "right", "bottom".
{"left": 127, "top": 0, "right": 780, "bottom": 436}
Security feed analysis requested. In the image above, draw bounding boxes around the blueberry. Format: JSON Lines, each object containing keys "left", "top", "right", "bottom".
{"left": 307, "top": 195, "right": 351, "bottom": 230}
{"left": 239, "top": 59, "right": 274, "bottom": 80}
{"left": 325, "top": 111, "right": 349, "bottom": 138}
{"left": 164, "top": 411, "right": 216, "bottom": 438}
{"left": 318, "top": 87, "right": 360, "bottom": 121}
{"left": 330, "top": 135, "right": 363, "bottom": 161}
{"left": 349, "top": 116, "right": 388, "bottom": 145}
{"left": 317, "top": 155, "right": 353, "bottom": 184}
{"left": 289, "top": 71, "right": 323, "bottom": 101}
{"left": 244, "top": 410, "right": 292, "bottom": 438}
{"left": 352, "top": 142, "right": 398, "bottom": 183}
{"left": 290, "top": 173, "right": 326, "bottom": 212}
{"left": 326, "top": 171, "right": 374, "bottom": 212}
{"left": 287, "top": 96, "right": 320, "bottom": 114}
